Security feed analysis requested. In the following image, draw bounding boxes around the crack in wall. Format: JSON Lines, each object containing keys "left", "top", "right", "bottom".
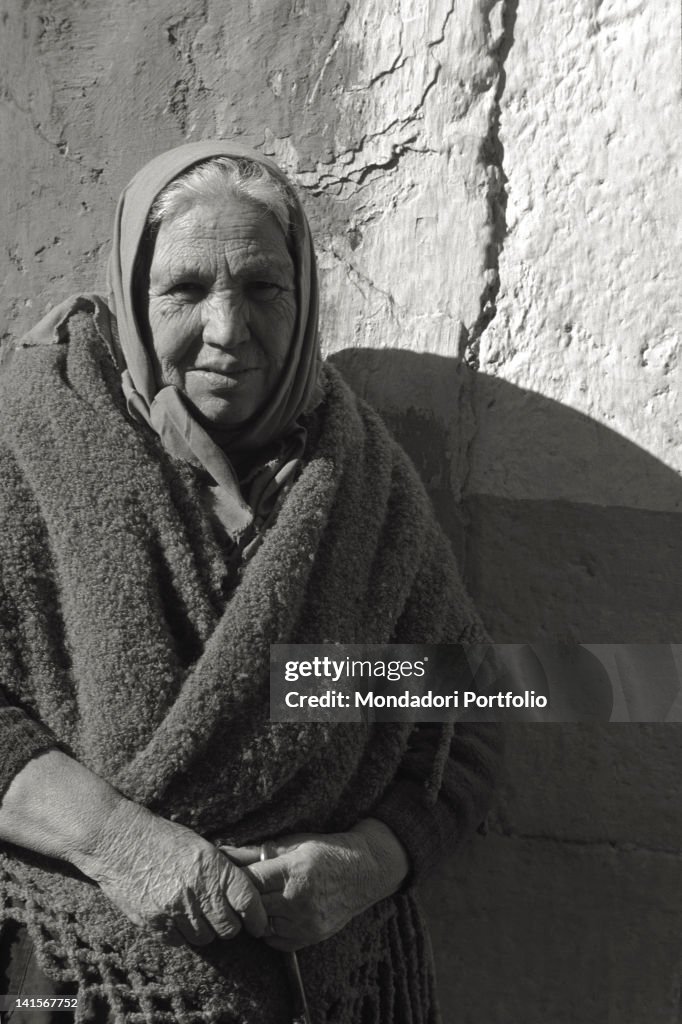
{"left": 293, "top": 0, "right": 466, "bottom": 197}
{"left": 285, "top": 2, "right": 518, "bottom": 560}
{"left": 352, "top": 52, "right": 409, "bottom": 92}
{"left": 343, "top": 0, "right": 453, "bottom": 105}
{"left": 348, "top": 179, "right": 420, "bottom": 232}
{"left": 301, "top": 135, "right": 419, "bottom": 197}
{"left": 327, "top": 242, "right": 407, "bottom": 324}
{"left": 460, "top": 0, "right": 517, "bottom": 368}
{"left": 428, "top": 0, "right": 457, "bottom": 50}
{"left": 459, "top": 0, "right": 518, "bottom": 582}
{"left": 298, "top": 58, "right": 442, "bottom": 198}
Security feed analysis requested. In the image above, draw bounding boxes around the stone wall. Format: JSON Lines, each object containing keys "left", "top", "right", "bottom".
{"left": 1, "top": 0, "right": 680, "bottom": 1019}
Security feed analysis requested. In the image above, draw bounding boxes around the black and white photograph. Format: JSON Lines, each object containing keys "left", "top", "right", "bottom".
{"left": 0, "top": 2, "right": 680, "bottom": 1022}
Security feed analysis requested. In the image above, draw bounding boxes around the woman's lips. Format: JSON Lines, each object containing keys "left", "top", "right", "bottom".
{"left": 187, "top": 367, "right": 260, "bottom": 389}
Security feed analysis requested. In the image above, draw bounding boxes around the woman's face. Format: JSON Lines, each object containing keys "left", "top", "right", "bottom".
{"left": 147, "top": 197, "right": 296, "bottom": 430}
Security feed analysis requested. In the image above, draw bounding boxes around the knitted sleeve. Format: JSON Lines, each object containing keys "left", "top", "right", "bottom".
{"left": 369, "top": 721, "right": 503, "bottom": 881}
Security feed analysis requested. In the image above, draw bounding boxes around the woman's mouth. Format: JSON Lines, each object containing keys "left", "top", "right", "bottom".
{"left": 187, "top": 368, "right": 259, "bottom": 389}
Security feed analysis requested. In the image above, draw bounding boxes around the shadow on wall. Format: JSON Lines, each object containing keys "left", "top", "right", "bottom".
{"left": 329, "top": 348, "right": 682, "bottom": 644}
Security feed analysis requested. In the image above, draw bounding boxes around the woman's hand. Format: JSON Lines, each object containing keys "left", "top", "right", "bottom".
{"left": 77, "top": 800, "right": 268, "bottom": 947}
{"left": 0, "top": 750, "right": 267, "bottom": 947}
{"left": 221, "top": 819, "right": 409, "bottom": 951}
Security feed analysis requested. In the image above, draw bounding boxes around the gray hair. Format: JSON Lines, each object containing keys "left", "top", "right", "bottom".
{"left": 148, "top": 156, "right": 293, "bottom": 237}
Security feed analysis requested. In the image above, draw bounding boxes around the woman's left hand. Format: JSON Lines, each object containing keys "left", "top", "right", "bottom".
{"left": 221, "top": 818, "right": 409, "bottom": 951}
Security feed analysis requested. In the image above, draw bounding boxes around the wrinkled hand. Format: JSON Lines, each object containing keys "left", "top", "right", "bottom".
{"left": 222, "top": 820, "right": 409, "bottom": 952}
{"left": 78, "top": 800, "right": 267, "bottom": 947}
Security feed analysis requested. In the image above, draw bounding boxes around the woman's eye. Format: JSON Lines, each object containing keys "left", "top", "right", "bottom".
{"left": 247, "top": 281, "right": 283, "bottom": 301}
{"left": 167, "top": 282, "right": 205, "bottom": 301}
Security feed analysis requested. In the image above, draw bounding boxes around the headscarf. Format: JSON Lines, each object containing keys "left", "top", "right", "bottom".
{"left": 21, "top": 142, "right": 323, "bottom": 544}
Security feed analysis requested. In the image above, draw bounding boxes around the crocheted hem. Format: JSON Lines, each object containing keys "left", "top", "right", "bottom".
{"left": 0, "top": 864, "right": 439, "bottom": 1024}
{"left": 0, "top": 864, "right": 277, "bottom": 1024}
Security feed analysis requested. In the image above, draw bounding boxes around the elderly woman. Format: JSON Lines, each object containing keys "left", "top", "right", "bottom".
{"left": 0, "top": 142, "right": 501, "bottom": 1024}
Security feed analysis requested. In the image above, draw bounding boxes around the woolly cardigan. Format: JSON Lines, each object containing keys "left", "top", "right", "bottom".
{"left": 0, "top": 311, "right": 501, "bottom": 1024}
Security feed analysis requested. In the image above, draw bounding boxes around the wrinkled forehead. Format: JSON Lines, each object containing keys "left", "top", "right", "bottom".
{"left": 148, "top": 199, "right": 296, "bottom": 284}
{"left": 152, "top": 195, "right": 291, "bottom": 252}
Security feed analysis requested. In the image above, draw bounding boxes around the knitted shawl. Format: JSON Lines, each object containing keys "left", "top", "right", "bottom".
{"left": 0, "top": 311, "right": 487, "bottom": 1024}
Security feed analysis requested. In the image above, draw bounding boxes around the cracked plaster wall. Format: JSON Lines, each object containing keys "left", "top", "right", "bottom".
{"left": 466, "top": 0, "right": 682, "bottom": 645}
{"left": 1, "top": 1, "right": 681, "bottom": 1020}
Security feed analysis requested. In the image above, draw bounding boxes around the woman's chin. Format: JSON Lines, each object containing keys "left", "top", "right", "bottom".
{"left": 182, "top": 378, "right": 264, "bottom": 431}
{"left": 178, "top": 392, "right": 243, "bottom": 430}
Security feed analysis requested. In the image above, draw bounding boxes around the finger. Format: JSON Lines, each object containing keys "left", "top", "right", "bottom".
{"left": 221, "top": 836, "right": 307, "bottom": 862}
{"left": 202, "top": 894, "right": 243, "bottom": 942}
{"left": 243, "top": 859, "right": 289, "bottom": 895}
{"left": 224, "top": 866, "right": 268, "bottom": 938}
{"left": 174, "top": 911, "right": 216, "bottom": 947}
{"left": 175, "top": 888, "right": 219, "bottom": 947}
{"left": 205, "top": 906, "right": 243, "bottom": 941}
{"left": 219, "top": 845, "right": 261, "bottom": 866}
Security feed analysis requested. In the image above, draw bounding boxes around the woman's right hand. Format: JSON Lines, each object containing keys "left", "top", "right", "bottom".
{"left": 75, "top": 799, "right": 268, "bottom": 947}
{"left": 0, "top": 749, "right": 263, "bottom": 947}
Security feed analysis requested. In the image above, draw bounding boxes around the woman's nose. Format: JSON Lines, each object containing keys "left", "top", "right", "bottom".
{"left": 202, "top": 292, "right": 250, "bottom": 349}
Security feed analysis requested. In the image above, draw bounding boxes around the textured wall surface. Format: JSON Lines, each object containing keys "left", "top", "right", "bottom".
{"left": 1, "top": 0, "right": 681, "bottom": 1020}
{"left": 465, "top": 0, "right": 682, "bottom": 646}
